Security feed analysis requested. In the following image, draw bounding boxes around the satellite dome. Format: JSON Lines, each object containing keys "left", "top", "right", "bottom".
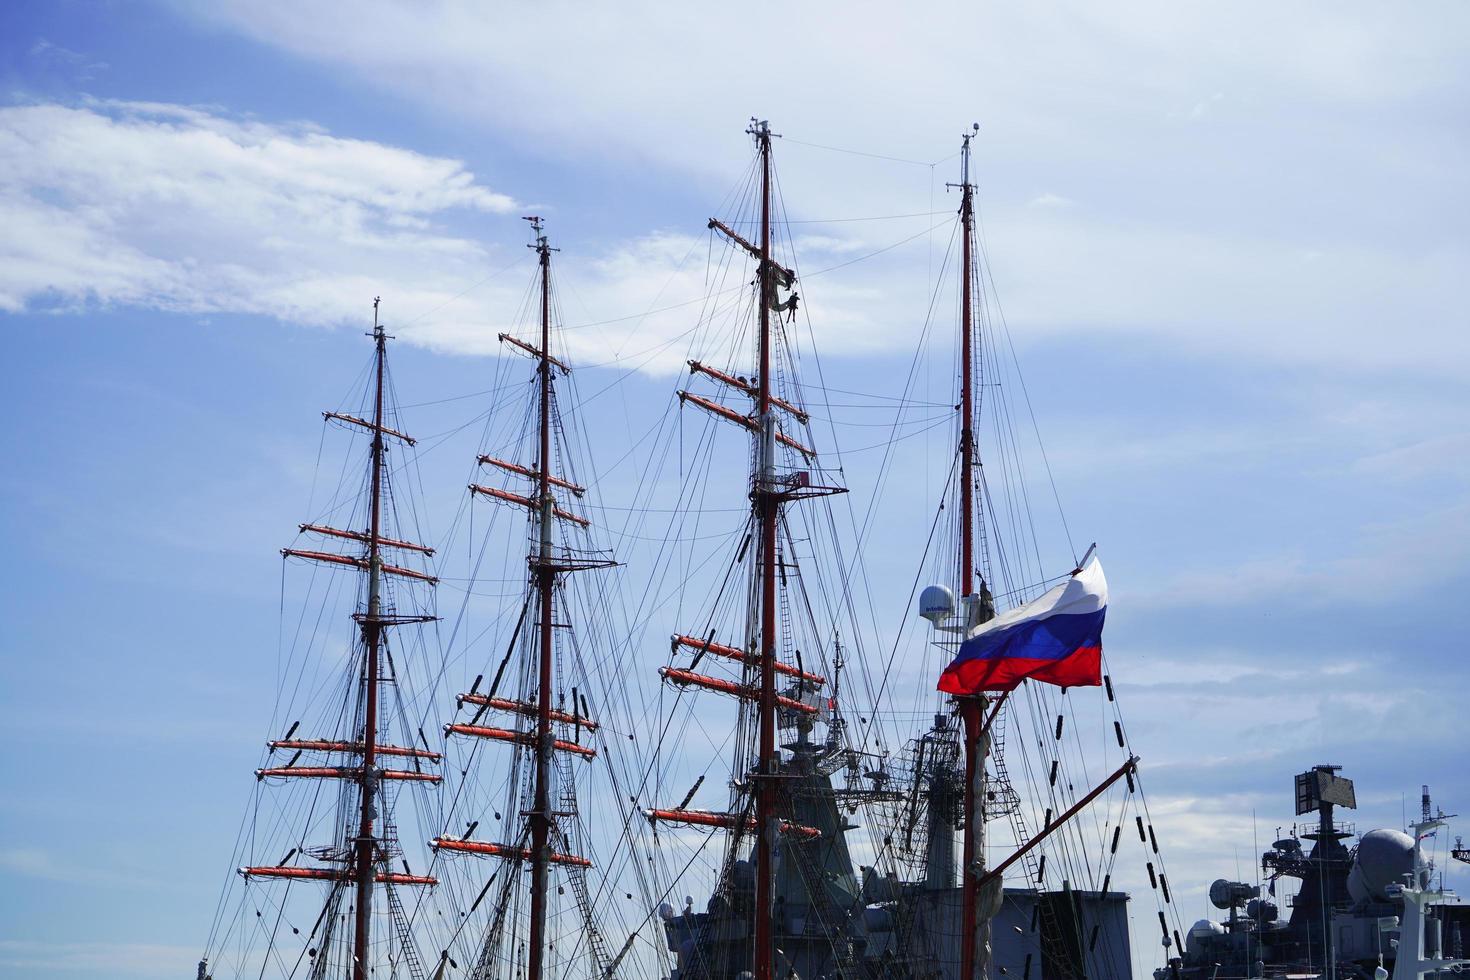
{"left": 1348, "top": 829, "right": 1417, "bottom": 904}
{"left": 1187, "top": 919, "right": 1225, "bottom": 952}
{"left": 919, "top": 584, "right": 956, "bottom": 624}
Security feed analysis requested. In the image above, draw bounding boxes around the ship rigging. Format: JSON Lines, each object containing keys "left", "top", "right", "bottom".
{"left": 200, "top": 301, "right": 443, "bottom": 979}
{"left": 195, "top": 121, "right": 1202, "bottom": 980}
{"left": 426, "top": 216, "right": 647, "bottom": 980}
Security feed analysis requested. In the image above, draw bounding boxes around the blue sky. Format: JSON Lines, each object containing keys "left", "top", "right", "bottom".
{"left": 2, "top": 2, "right": 1468, "bottom": 978}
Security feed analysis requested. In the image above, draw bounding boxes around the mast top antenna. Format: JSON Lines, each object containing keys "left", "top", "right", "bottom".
{"left": 523, "top": 215, "right": 555, "bottom": 253}
{"left": 747, "top": 117, "right": 780, "bottom": 140}
{"left": 369, "top": 296, "right": 390, "bottom": 340}
{"left": 949, "top": 126, "right": 978, "bottom": 194}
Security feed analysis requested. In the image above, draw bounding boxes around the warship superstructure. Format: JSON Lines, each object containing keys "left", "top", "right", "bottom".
{"left": 1173, "top": 767, "right": 1470, "bottom": 980}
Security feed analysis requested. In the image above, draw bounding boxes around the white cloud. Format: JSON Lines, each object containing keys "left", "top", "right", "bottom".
{"left": 975, "top": 208, "right": 1470, "bottom": 376}
{"left": 0, "top": 99, "right": 908, "bottom": 374}
{"left": 184, "top": 1, "right": 1468, "bottom": 176}
{"left": 158, "top": 0, "right": 1469, "bottom": 379}
{"left": 0, "top": 99, "right": 516, "bottom": 328}
{"left": 793, "top": 234, "right": 871, "bottom": 255}
{"left": 5, "top": 5, "right": 1466, "bottom": 379}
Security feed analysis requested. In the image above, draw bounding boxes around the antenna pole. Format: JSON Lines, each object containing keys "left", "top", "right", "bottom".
{"left": 955, "top": 130, "right": 992, "bottom": 980}
{"left": 527, "top": 217, "right": 555, "bottom": 980}
{"left": 752, "top": 118, "right": 779, "bottom": 980}
{"left": 352, "top": 297, "right": 387, "bottom": 980}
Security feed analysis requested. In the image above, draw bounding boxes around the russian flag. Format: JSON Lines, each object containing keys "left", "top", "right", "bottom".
{"left": 937, "top": 559, "right": 1107, "bottom": 694}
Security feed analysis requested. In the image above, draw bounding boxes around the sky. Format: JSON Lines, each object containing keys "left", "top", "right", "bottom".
{"left": 2, "top": 1, "right": 1468, "bottom": 978}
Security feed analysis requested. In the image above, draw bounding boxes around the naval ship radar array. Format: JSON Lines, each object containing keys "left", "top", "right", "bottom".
{"left": 1170, "top": 767, "right": 1470, "bottom": 980}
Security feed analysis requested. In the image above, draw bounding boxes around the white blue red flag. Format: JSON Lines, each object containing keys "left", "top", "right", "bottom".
{"left": 938, "top": 559, "right": 1107, "bottom": 694}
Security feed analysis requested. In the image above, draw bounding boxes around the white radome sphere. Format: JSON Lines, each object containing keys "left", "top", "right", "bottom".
{"left": 1348, "top": 829, "right": 1417, "bottom": 904}
{"left": 1187, "top": 919, "right": 1225, "bottom": 952}
{"left": 919, "top": 584, "right": 956, "bottom": 624}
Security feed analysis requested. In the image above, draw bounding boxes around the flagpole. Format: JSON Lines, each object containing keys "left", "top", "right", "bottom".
{"left": 959, "top": 692, "right": 989, "bottom": 980}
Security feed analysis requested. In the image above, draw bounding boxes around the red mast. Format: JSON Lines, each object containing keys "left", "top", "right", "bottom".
{"left": 958, "top": 134, "right": 977, "bottom": 602}
{"left": 954, "top": 128, "right": 992, "bottom": 980}
{"left": 527, "top": 216, "right": 556, "bottom": 980}
{"left": 751, "top": 118, "right": 780, "bottom": 980}
{"left": 352, "top": 297, "right": 388, "bottom": 980}
{"left": 666, "top": 119, "right": 840, "bottom": 980}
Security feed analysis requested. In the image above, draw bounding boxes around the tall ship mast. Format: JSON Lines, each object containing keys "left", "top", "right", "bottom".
{"left": 953, "top": 126, "right": 993, "bottom": 980}
{"left": 199, "top": 301, "right": 443, "bottom": 979}
{"left": 930, "top": 123, "right": 986, "bottom": 980}
{"left": 427, "top": 218, "right": 639, "bottom": 980}
{"left": 639, "top": 118, "right": 871, "bottom": 980}
{"left": 900, "top": 129, "right": 1185, "bottom": 980}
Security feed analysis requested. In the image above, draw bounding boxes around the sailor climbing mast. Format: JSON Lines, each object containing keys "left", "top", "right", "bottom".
{"left": 752, "top": 116, "right": 781, "bottom": 980}
{"left": 352, "top": 298, "right": 388, "bottom": 980}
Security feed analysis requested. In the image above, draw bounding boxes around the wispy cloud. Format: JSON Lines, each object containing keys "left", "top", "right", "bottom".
{"left": 0, "top": 99, "right": 905, "bottom": 375}
{"left": 1027, "top": 192, "right": 1073, "bottom": 209}
{"left": 0, "top": 847, "right": 74, "bottom": 882}
{"left": 0, "top": 940, "right": 198, "bottom": 975}
{"left": 4, "top": 74, "right": 1466, "bottom": 378}
{"left": 1351, "top": 432, "right": 1470, "bottom": 484}
{"left": 0, "top": 99, "right": 514, "bottom": 325}
{"left": 1171, "top": 93, "right": 1225, "bottom": 122}
{"left": 0, "top": 846, "right": 175, "bottom": 891}
{"left": 1128, "top": 499, "right": 1470, "bottom": 609}
{"left": 28, "top": 39, "right": 109, "bottom": 81}
{"left": 169, "top": 1, "right": 1468, "bottom": 378}
{"left": 187, "top": 1, "right": 1469, "bottom": 173}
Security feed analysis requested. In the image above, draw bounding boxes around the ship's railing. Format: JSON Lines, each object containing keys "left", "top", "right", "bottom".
{"left": 1289, "top": 819, "right": 1356, "bottom": 839}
